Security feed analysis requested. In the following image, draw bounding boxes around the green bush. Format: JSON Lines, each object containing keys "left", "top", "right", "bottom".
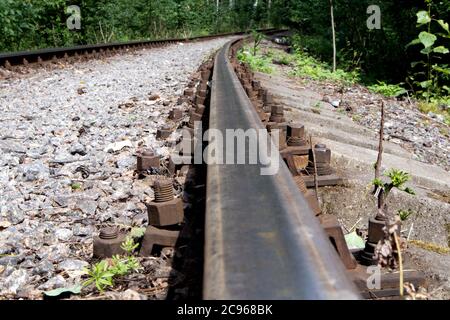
{"left": 368, "top": 81, "right": 407, "bottom": 97}
{"left": 289, "top": 50, "right": 359, "bottom": 84}
{"left": 237, "top": 48, "right": 274, "bottom": 74}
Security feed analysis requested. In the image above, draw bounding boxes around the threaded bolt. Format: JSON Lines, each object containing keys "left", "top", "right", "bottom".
{"left": 154, "top": 180, "right": 174, "bottom": 203}
{"left": 99, "top": 226, "right": 119, "bottom": 240}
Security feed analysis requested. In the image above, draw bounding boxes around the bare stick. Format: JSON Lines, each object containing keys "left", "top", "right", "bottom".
{"left": 393, "top": 233, "right": 404, "bottom": 297}
{"left": 310, "top": 135, "right": 319, "bottom": 202}
{"left": 330, "top": 0, "right": 337, "bottom": 72}
{"left": 375, "top": 101, "right": 386, "bottom": 218}
{"left": 375, "top": 101, "right": 385, "bottom": 181}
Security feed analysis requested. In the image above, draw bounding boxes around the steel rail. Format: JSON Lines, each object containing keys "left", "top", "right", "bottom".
{"left": 0, "top": 29, "right": 279, "bottom": 67}
{"left": 203, "top": 39, "right": 361, "bottom": 300}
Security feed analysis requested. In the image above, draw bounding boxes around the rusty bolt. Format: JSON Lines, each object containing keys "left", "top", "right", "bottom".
{"left": 184, "top": 88, "right": 194, "bottom": 97}
{"left": 137, "top": 149, "right": 160, "bottom": 172}
{"left": 313, "top": 144, "right": 331, "bottom": 164}
{"left": 199, "top": 81, "right": 208, "bottom": 91}
{"left": 169, "top": 108, "right": 183, "bottom": 121}
{"left": 287, "top": 123, "right": 305, "bottom": 139}
{"left": 147, "top": 180, "right": 184, "bottom": 227}
{"left": 195, "top": 95, "right": 206, "bottom": 105}
{"left": 197, "top": 89, "right": 208, "bottom": 98}
{"left": 264, "top": 92, "right": 274, "bottom": 105}
{"left": 201, "top": 70, "right": 211, "bottom": 81}
{"left": 195, "top": 104, "right": 206, "bottom": 115}
{"left": 93, "top": 226, "right": 126, "bottom": 259}
{"left": 190, "top": 112, "right": 203, "bottom": 123}
{"left": 271, "top": 105, "right": 284, "bottom": 116}
{"left": 156, "top": 126, "right": 172, "bottom": 140}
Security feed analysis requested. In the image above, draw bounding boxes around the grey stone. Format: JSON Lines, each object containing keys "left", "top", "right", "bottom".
{"left": 33, "top": 260, "right": 55, "bottom": 276}
{"left": 58, "top": 259, "right": 88, "bottom": 272}
{"left": 21, "top": 161, "right": 49, "bottom": 181}
{"left": 75, "top": 200, "right": 98, "bottom": 215}
{"left": 116, "top": 156, "right": 135, "bottom": 169}
{"left": 1, "top": 269, "right": 29, "bottom": 294}
{"left": 55, "top": 228, "right": 73, "bottom": 241}
{"left": 38, "top": 275, "right": 67, "bottom": 291}
{"left": 73, "top": 225, "right": 91, "bottom": 237}
{"left": 70, "top": 143, "right": 87, "bottom": 156}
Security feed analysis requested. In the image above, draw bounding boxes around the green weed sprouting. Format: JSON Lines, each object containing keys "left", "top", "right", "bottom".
{"left": 368, "top": 81, "right": 407, "bottom": 98}
{"left": 82, "top": 233, "right": 143, "bottom": 293}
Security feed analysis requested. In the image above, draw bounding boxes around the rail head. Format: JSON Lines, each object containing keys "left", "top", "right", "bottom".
{"left": 203, "top": 39, "right": 360, "bottom": 300}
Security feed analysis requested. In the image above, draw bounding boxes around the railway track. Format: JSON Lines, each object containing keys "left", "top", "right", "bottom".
{"left": 199, "top": 36, "right": 360, "bottom": 299}
{"left": 1, "top": 29, "right": 363, "bottom": 300}
{"left": 0, "top": 29, "right": 278, "bottom": 68}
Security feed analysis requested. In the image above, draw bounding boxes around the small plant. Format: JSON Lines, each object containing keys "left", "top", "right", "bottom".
{"left": 237, "top": 47, "right": 273, "bottom": 74}
{"left": 121, "top": 236, "right": 139, "bottom": 255}
{"left": 398, "top": 209, "right": 414, "bottom": 221}
{"left": 71, "top": 183, "right": 82, "bottom": 190}
{"left": 418, "top": 99, "right": 450, "bottom": 125}
{"left": 407, "top": 2, "right": 450, "bottom": 102}
{"left": 82, "top": 260, "right": 115, "bottom": 292}
{"left": 251, "top": 30, "right": 264, "bottom": 56}
{"left": 288, "top": 50, "right": 359, "bottom": 84}
{"left": 82, "top": 236, "right": 142, "bottom": 293}
{"left": 368, "top": 81, "right": 407, "bottom": 98}
{"left": 372, "top": 168, "right": 415, "bottom": 225}
{"left": 271, "top": 51, "right": 294, "bottom": 66}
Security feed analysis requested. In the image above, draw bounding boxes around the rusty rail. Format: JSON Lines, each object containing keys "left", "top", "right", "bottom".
{"left": 0, "top": 29, "right": 279, "bottom": 67}
{"left": 203, "top": 38, "right": 360, "bottom": 300}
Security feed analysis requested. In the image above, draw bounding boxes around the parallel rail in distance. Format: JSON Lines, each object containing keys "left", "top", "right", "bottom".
{"left": 0, "top": 29, "right": 279, "bottom": 67}
{"left": 203, "top": 39, "right": 361, "bottom": 300}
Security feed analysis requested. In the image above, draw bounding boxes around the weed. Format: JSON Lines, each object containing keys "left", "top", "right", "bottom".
{"left": 289, "top": 50, "right": 359, "bottom": 85}
{"left": 71, "top": 183, "right": 82, "bottom": 190}
{"left": 398, "top": 209, "right": 414, "bottom": 221}
{"left": 373, "top": 168, "right": 415, "bottom": 220}
{"left": 352, "top": 114, "right": 361, "bottom": 122}
{"left": 82, "top": 236, "right": 142, "bottom": 293}
{"left": 237, "top": 47, "right": 273, "bottom": 74}
{"left": 82, "top": 260, "right": 115, "bottom": 292}
{"left": 271, "top": 51, "right": 294, "bottom": 66}
{"left": 120, "top": 236, "right": 139, "bottom": 255}
{"left": 409, "top": 240, "right": 450, "bottom": 254}
{"left": 418, "top": 99, "right": 450, "bottom": 125}
{"left": 368, "top": 81, "right": 407, "bottom": 97}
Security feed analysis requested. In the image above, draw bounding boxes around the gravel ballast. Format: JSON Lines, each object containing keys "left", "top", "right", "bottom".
{"left": 0, "top": 37, "right": 232, "bottom": 299}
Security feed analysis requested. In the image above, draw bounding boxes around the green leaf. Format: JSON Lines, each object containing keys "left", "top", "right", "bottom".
{"left": 372, "top": 178, "right": 384, "bottom": 188}
{"left": 420, "top": 47, "right": 433, "bottom": 55}
{"left": 44, "top": 285, "right": 82, "bottom": 297}
{"left": 129, "top": 227, "right": 146, "bottom": 239}
{"left": 437, "top": 20, "right": 450, "bottom": 33}
{"left": 416, "top": 11, "right": 431, "bottom": 25}
{"left": 419, "top": 31, "right": 437, "bottom": 48}
{"left": 433, "top": 46, "right": 449, "bottom": 54}
{"left": 344, "top": 231, "right": 366, "bottom": 250}
{"left": 420, "top": 80, "right": 432, "bottom": 88}
{"left": 406, "top": 38, "right": 421, "bottom": 48}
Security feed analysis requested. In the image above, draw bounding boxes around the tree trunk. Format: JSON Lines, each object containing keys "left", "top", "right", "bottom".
{"left": 330, "top": 0, "right": 336, "bottom": 72}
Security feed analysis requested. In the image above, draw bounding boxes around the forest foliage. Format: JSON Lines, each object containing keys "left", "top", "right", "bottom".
{"left": 1, "top": 0, "right": 449, "bottom": 108}
{"left": 0, "top": 0, "right": 272, "bottom": 53}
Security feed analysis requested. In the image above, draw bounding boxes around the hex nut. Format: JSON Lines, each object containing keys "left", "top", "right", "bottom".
{"left": 147, "top": 198, "right": 184, "bottom": 227}
{"left": 137, "top": 151, "right": 160, "bottom": 171}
